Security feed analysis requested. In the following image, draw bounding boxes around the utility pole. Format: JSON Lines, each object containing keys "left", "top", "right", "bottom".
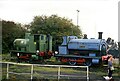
{"left": 118, "top": 42, "right": 120, "bottom": 67}
{"left": 76, "top": 10, "right": 80, "bottom": 27}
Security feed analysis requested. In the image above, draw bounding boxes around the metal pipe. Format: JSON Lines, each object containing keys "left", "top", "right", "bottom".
{"left": 98, "top": 32, "right": 103, "bottom": 39}
{"left": 77, "top": 10, "right": 80, "bottom": 26}
{"left": 31, "top": 65, "right": 33, "bottom": 80}
{"left": 6, "top": 63, "right": 9, "bottom": 79}
{"left": 58, "top": 66, "right": 61, "bottom": 80}
{"left": 87, "top": 66, "right": 89, "bottom": 81}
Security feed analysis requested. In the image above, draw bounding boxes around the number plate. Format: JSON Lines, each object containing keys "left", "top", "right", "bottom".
{"left": 80, "top": 45, "right": 85, "bottom": 48}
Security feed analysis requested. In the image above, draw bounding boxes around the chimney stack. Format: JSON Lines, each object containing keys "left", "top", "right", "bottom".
{"left": 83, "top": 34, "right": 88, "bottom": 39}
{"left": 98, "top": 32, "right": 103, "bottom": 39}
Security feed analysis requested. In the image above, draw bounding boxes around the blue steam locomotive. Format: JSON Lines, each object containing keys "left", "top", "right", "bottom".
{"left": 55, "top": 32, "right": 108, "bottom": 66}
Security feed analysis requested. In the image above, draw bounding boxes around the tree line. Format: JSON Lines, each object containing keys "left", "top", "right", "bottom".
{"left": 2, "top": 15, "right": 82, "bottom": 53}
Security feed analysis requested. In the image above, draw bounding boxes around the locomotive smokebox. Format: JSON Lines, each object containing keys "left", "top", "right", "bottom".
{"left": 98, "top": 32, "right": 103, "bottom": 39}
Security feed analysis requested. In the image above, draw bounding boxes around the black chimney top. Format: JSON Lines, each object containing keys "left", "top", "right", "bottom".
{"left": 83, "top": 34, "right": 88, "bottom": 39}
{"left": 98, "top": 32, "right": 103, "bottom": 39}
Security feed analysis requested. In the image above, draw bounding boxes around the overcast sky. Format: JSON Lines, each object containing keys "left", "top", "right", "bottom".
{"left": 0, "top": 0, "right": 119, "bottom": 42}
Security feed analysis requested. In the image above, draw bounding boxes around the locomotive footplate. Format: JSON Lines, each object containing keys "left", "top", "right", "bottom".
{"left": 55, "top": 54, "right": 102, "bottom": 66}
{"left": 55, "top": 54, "right": 101, "bottom": 59}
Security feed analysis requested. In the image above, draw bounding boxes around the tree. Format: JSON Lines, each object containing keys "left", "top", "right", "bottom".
{"left": 2, "top": 20, "right": 26, "bottom": 53}
{"left": 30, "top": 15, "right": 82, "bottom": 51}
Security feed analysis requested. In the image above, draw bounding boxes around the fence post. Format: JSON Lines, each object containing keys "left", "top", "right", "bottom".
{"left": 58, "top": 66, "right": 61, "bottom": 80}
{"left": 87, "top": 66, "right": 89, "bottom": 81}
{"left": 31, "top": 64, "right": 33, "bottom": 81}
{"left": 6, "top": 63, "right": 9, "bottom": 79}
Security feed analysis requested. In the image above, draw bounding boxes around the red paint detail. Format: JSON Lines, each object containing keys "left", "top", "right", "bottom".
{"left": 69, "top": 58, "right": 85, "bottom": 63}
{"left": 76, "top": 58, "right": 85, "bottom": 63}
{"left": 48, "top": 51, "right": 53, "bottom": 56}
{"left": 69, "top": 59, "right": 76, "bottom": 62}
{"left": 61, "top": 58, "right": 68, "bottom": 62}
{"left": 19, "top": 55, "right": 29, "bottom": 59}
{"left": 39, "top": 52, "right": 45, "bottom": 56}
{"left": 60, "top": 58, "right": 85, "bottom": 64}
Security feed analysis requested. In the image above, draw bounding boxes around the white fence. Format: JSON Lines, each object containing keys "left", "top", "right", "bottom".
{"left": 1, "top": 62, "right": 89, "bottom": 80}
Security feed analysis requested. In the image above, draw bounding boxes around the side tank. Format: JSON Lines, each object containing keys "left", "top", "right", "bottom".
{"left": 14, "top": 39, "right": 29, "bottom": 48}
{"left": 68, "top": 39, "right": 106, "bottom": 51}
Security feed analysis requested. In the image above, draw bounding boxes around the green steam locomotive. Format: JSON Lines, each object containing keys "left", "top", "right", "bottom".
{"left": 10, "top": 33, "right": 52, "bottom": 63}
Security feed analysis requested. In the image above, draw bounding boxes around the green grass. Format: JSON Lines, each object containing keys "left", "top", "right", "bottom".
{"left": 1, "top": 54, "right": 11, "bottom": 62}
{"left": 8, "top": 64, "right": 86, "bottom": 74}
{"left": 2, "top": 63, "right": 87, "bottom": 80}
{"left": 35, "top": 67, "right": 76, "bottom": 72}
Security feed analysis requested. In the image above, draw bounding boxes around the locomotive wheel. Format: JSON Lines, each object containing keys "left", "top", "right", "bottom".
{"left": 84, "top": 59, "right": 92, "bottom": 66}
{"left": 69, "top": 58, "right": 77, "bottom": 65}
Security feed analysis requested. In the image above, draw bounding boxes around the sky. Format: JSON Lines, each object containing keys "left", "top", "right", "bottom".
{"left": 0, "top": 0, "right": 119, "bottom": 42}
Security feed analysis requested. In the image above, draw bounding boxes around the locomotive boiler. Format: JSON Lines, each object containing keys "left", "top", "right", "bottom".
{"left": 11, "top": 33, "right": 52, "bottom": 63}
{"left": 55, "top": 32, "right": 107, "bottom": 66}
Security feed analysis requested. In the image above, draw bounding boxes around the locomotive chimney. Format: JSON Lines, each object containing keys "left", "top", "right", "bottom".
{"left": 98, "top": 32, "right": 103, "bottom": 39}
{"left": 83, "top": 34, "right": 88, "bottom": 39}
